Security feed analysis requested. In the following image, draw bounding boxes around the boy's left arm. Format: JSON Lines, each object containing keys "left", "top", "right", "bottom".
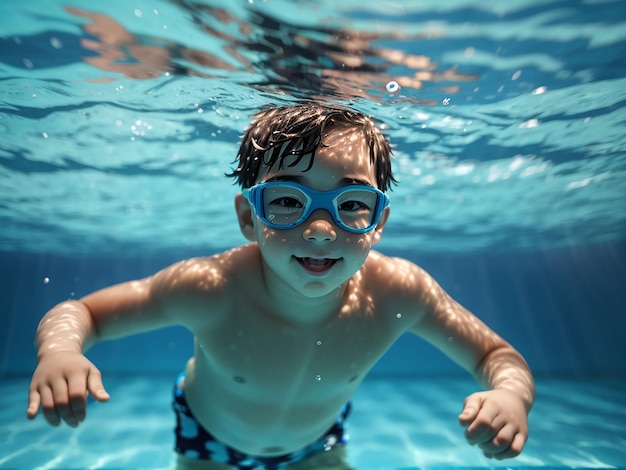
{"left": 405, "top": 267, "right": 535, "bottom": 459}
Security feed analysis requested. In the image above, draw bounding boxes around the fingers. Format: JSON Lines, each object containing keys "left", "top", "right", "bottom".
{"left": 475, "top": 421, "right": 512, "bottom": 456}
{"left": 39, "top": 384, "right": 61, "bottom": 426}
{"left": 52, "top": 378, "right": 82, "bottom": 427}
{"left": 28, "top": 370, "right": 108, "bottom": 427}
{"left": 87, "top": 367, "right": 110, "bottom": 402}
{"left": 491, "top": 431, "right": 527, "bottom": 459}
{"left": 67, "top": 374, "right": 88, "bottom": 423}
{"left": 464, "top": 401, "right": 505, "bottom": 445}
{"left": 32, "top": 378, "right": 85, "bottom": 427}
{"left": 26, "top": 389, "right": 41, "bottom": 420}
{"left": 458, "top": 393, "right": 482, "bottom": 426}
{"left": 462, "top": 396, "right": 527, "bottom": 459}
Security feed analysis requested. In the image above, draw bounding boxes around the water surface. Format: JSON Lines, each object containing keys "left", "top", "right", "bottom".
{"left": 1, "top": 0, "right": 624, "bottom": 255}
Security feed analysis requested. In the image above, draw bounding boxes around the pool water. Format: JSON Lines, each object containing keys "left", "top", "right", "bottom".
{"left": 1, "top": 0, "right": 624, "bottom": 255}
{"left": 2, "top": 375, "right": 625, "bottom": 468}
{"left": 1, "top": 0, "right": 626, "bottom": 468}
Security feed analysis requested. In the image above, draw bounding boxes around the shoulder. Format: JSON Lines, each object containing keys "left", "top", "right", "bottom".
{"left": 148, "top": 244, "right": 263, "bottom": 320}
{"left": 362, "top": 250, "right": 442, "bottom": 310}
{"left": 364, "top": 250, "right": 429, "bottom": 285}
{"left": 151, "top": 244, "right": 261, "bottom": 294}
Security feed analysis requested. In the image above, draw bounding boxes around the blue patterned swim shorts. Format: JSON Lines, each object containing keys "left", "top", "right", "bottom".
{"left": 172, "top": 373, "right": 351, "bottom": 469}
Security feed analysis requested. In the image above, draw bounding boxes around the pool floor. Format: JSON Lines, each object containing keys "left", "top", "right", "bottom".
{"left": 1, "top": 375, "right": 624, "bottom": 468}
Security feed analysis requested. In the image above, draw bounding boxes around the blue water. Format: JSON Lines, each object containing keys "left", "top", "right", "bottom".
{"left": 1, "top": 0, "right": 626, "bottom": 468}
{"left": 2, "top": 376, "right": 625, "bottom": 468}
{"left": 1, "top": 0, "right": 624, "bottom": 255}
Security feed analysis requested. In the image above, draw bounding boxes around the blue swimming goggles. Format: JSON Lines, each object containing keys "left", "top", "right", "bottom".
{"left": 242, "top": 181, "right": 390, "bottom": 234}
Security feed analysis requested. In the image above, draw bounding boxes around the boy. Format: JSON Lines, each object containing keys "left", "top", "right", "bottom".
{"left": 27, "top": 103, "right": 535, "bottom": 469}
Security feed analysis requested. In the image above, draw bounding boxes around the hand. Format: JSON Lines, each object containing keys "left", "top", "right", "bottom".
{"left": 458, "top": 389, "right": 529, "bottom": 459}
{"left": 27, "top": 351, "right": 109, "bottom": 427}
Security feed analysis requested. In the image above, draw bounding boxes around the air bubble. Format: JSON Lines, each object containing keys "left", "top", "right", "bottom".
{"left": 518, "top": 119, "right": 540, "bottom": 129}
{"left": 385, "top": 81, "right": 400, "bottom": 93}
{"left": 324, "top": 435, "right": 337, "bottom": 451}
{"left": 316, "top": 340, "right": 322, "bottom": 346}
{"left": 396, "top": 313, "right": 402, "bottom": 319}
{"left": 315, "top": 374, "right": 322, "bottom": 382}
{"left": 50, "top": 37, "right": 63, "bottom": 49}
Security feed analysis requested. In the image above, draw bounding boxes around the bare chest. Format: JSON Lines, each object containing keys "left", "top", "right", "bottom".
{"left": 195, "top": 306, "right": 403, "bottom": 396}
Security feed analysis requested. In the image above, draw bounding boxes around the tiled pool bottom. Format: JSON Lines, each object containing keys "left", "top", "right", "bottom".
{"left": 1, "top": 375, "right": 624, "bottom": 468}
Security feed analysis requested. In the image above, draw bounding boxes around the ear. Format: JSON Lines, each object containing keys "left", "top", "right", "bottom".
{"left": 235, "top": 193, "right": 257, "bottom": 241}
{"left": 371, "top": 206, "right": 390, "bottom": 246}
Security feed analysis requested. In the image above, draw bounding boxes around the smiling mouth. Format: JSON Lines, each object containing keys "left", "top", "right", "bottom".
{"left": 293, "top": 256, "right": 339, "bottom": 273}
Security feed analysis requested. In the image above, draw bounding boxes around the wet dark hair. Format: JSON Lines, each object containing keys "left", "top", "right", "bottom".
{"left": 226, "top": 103, "right": 396, "bottom": 191}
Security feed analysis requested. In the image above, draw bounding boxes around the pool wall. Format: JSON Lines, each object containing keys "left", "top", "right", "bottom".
{"left": 1, "top": 241, "right": 625, "bottom": 379}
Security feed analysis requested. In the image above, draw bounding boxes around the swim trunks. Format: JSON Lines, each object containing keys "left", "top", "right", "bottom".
{"left": 172, "top": 373, "right": 350, "bottom": 469}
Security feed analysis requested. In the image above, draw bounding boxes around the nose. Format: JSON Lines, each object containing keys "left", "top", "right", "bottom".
{"left": 302, "top": 210, "right": 337, "bottom": 242}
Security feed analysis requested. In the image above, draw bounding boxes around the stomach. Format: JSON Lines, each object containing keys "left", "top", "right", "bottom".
{"left": 182, "top": 352, "right": 356, "bottom": 456}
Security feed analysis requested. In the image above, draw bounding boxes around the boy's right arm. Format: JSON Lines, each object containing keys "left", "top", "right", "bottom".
{"left": 27, "top": 300, "right": 112, "bottom": 427}
{"left": 26, "top": 274, "right": 167, "bottom": 427}
{"left": 27, "top": 256, "right": 230, "bottom": 427}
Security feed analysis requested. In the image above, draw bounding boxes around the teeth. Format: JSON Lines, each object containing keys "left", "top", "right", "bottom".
{"left": 295, "top": 257, "right": 335, "bottom": 266}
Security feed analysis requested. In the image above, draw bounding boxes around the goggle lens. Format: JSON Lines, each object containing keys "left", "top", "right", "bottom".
{"left": 243, "top": 182, "right": 389, "bottom": 234}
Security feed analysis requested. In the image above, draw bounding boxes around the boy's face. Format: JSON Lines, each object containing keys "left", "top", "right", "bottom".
{"left": 236, "top": 124, "right": 390, "bottom": 298}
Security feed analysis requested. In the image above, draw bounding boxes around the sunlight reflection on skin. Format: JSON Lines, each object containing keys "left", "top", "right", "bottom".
{"left": 357, "top": 252, "right": 535, "bottom": 409}
{"left": 154, "top": 258, "right": 230, "bottom": 292}
{"left": 414, "top": 268, "right": 534, "bottom": 401}
{"left": 339, "top": 271, "right": 375, "bottom": 319}
{"left": 37, "top": 306, "right": 91, "bottom": 354}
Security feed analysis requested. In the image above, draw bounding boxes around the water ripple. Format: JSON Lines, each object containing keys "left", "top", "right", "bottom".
{"left": 0, "top": 0, "right": 624, "bottom": 254}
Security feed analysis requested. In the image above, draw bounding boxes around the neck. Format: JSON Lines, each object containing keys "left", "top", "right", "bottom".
{"left": 260, "top": 266, "right": 347, "bottom": 326}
